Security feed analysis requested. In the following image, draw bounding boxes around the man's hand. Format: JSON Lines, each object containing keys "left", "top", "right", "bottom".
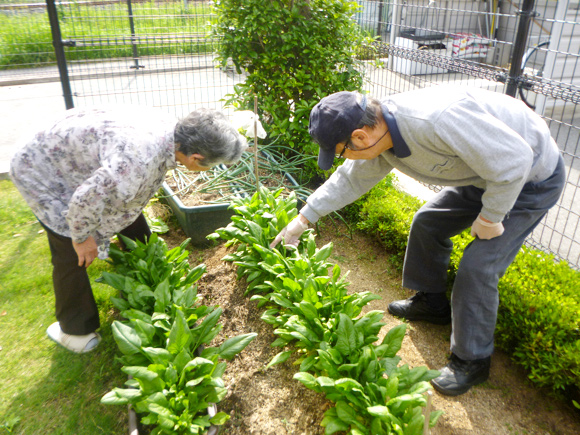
{"left": 73, "top": 236, "right": 98, "bottom": 267}
{"left": 471, "top": 215, "right": 504, "bottom": 240}
{"left": 269, "top": 214, "right": 310, "bottom": 248}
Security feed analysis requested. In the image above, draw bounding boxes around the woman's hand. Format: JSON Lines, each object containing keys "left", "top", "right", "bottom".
{"left": 72, "top": 236, "right": 98, "bottom": 267}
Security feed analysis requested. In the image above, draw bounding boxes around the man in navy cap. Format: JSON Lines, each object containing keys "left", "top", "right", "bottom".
{"left": 270, "top": 86, "right": 565, "bottom": 396}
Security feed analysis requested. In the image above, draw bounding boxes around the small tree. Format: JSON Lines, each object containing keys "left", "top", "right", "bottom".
{"left": 212, "top": 0, "right": 366, "bottom": 176}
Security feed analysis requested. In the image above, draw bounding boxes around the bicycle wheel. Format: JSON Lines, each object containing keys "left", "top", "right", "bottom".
{"left": 519, "top": 41, "right": 549, "bottom": 109}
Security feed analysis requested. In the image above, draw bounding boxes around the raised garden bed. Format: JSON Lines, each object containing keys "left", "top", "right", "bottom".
{"left": 161, "top": 149, "right": 306, "bottom": 245}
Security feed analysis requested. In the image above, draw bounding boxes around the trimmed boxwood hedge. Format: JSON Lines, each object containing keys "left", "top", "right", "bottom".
{"left": 343, "top": 175, "right": 580, "bottom": 401}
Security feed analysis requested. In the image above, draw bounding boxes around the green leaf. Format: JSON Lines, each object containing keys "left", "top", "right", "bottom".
{"left": 405, "top": 407, "right": 424, "bottom": 434}
{"left": 376, "top": 324, "right": 406, "bottom": 358}
{"left": 299, "top": 353, "right": 317, "bottom": 372}
{"left": 386, "top": 394, "right": 426, "bottom": 413}
{"left": 335, "top": 313, "right": 358, "bottom": 356}
{"left": 367, "top": 405, "right": 391, "bottom": 420}
{"left": 334, "top": 377, "right": 364, "bottom": 392}
{"left": 153, "top": 279, "right": 171, "bottom": 312}
{"left": 130, "top": 318, "right": 156, "bottom": 347}
{"left": 209, "top": 412, "right": 230, "bottom": 425}
{"left": 336, "top": 400, "right": 365, "bottom": 429}
{"left": 100, "top": 271, "right": 127, "bottom": 291}
{"left": 314, "top": 243, "right": 333, "bottom": 262}
{"left": 112, "top": 321, "right": 142, "bottom": 355}
{"left": 192, "top": 307, "right": 223, "bottom": 347}
{"left": 110, "top": 296, "right": 130, "bottom": 311}
{"left": 293, "top": 372, "right": 320, "bottom": 391}
{"left": 122, "top": 366, "right": 165, "bottom": 394}
{"left": 142, "top": 347, "right": 172, "bottom": 365}
{"left": 182, "top": 357, "right": 214, "bottom": 373}
{"left": 167, "top": 309, "right": 192, "bottom": 355}
{"left": 265, "top": 350, "right": 293, "bottom": 369}
{"left": 145, "top": 392, "right": 170, "bottom": 408}
{"left": 298, "top": 300, "right": 318, "bottom": 322}
{"left": 101, "top": 388, "right": 142, "bottom": 405}
{"left": 302, "top": 279, "right": 319, "bottom": 304}
{"left": 148, "top": 403, "right": 175, "bottom": 419}
{"left": 183, "top": 263, "right": 207, "bottom": 286}
{"left": 219, "top": 333, "right": 257, "bottom": 360}
{"left": 321, "top": 407, "right": 350, "bottom": 434}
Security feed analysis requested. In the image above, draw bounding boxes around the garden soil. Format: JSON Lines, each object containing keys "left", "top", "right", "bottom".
{"left": 161, "top": 218, "right": 580, "bottom": 435}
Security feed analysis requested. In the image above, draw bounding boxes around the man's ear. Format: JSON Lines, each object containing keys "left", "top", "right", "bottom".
{"left": 351, "top": 128, "right": 370, "bottom": 144}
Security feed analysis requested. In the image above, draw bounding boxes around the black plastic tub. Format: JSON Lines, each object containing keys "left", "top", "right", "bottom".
{"left": 161, "top": 180, "right": 236, "bottom": 246}
{"left": 161, "top": 151, "right": 302, "bottom": 246}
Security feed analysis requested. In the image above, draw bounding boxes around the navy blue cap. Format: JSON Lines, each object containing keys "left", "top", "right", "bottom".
{"left": 309, "top": 91, "right": 367, "bottom": 170}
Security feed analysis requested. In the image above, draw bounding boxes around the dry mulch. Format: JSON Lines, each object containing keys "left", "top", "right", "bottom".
{"left": 161, "top": 218, "right": 580, "bottom": 435}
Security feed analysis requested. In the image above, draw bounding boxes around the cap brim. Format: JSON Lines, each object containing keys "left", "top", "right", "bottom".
{"left": 317, "top": 147, "right": 335, "bottom": 170}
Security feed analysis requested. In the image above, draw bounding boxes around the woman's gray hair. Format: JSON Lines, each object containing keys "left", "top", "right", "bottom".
{"left": 174, "top": 108, "right": 247, "bottom": 167}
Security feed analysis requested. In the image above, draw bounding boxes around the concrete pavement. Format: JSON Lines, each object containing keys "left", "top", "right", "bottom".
{"left": 0, "top": 81, "right": 66, "bottom": 178}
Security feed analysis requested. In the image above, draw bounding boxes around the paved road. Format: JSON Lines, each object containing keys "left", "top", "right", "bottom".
{"left": 0, "top": 55, "right": 240, "bottom": 177}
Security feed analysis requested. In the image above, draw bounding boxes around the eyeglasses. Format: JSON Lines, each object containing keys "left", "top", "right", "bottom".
{"left": 336, "top": 128, "right": 390, "bottom": 159}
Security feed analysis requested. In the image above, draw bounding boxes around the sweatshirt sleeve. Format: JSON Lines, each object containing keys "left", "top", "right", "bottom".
{"left": 300, "top": 155, "right": 394, "bottom": 223}
{"left": 434, "top": 103, "right": 534, "bottom": 222}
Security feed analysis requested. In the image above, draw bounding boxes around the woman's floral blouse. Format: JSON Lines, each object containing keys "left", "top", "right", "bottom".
{"left": 10, "top": 105, "right": 177, "bottom": 259}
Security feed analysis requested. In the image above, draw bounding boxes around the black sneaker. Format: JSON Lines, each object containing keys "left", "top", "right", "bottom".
{"left": 431, "top": 353, "right": 491, "bottom": 396}
{"left": 387, "top": 292, "right": 451, "bottom": 325}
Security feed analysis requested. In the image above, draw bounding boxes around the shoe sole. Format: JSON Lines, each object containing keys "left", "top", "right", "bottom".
{"left": 431, "top": 373, "right": 489, "bottom": 396}
{"left": 46, "top": 322, "right": 101, "bottom": 354}
{"left": 387, "top": 307, "right": 451, "bottom": 325}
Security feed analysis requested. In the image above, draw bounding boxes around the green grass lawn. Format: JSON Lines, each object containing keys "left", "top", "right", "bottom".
{"left": 0, "top": 1, "right": 214, "bottom": 69}
{"left": 0, "top": 180, "right": 129, "bottom": 434}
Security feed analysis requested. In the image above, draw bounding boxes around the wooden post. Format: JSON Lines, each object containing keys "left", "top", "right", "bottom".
{"left": 423, "top": 390, "right": 433, "bottom": 435}
{"left": 254, "top": 95, "right": 259, "bottom": 192}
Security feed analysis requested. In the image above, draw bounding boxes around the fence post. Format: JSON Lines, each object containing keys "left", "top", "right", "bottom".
{"left": 505, "top": 0, "right": 536, "bottom": 98}
{"left": 127, "top": 0, "right": 144, "bottom": 69}
{"left": 45, "top": 0, "right": 74, "bottom": 109}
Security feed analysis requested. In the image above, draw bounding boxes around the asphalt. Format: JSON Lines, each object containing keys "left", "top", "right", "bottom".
{"left": 0, "top": 80, "right": 65, "bottom": 179}
{"left": 0, "top": 55, "right": 239, "bottom": 179}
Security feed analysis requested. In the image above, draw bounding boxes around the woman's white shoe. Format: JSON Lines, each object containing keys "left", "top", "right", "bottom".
{"left": 46, "top": 322, "right": 101, "bottom": 353}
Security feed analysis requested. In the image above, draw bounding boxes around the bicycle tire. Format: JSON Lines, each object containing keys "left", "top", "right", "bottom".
{"left": 518, "top": 40, "right": 550, "bottom": 109}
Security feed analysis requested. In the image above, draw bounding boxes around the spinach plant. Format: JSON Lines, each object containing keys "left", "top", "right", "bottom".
{"left": 210, "top": 187, "right": 443, "bottom": 434}
{"left": 100, "top": 233, "right": 257, "bottom": 434}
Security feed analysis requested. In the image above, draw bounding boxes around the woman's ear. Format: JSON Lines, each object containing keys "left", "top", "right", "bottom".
{"left": 175, "top": 151, "right": 211, "bottom": 171}
{"left": 189, "top": 153, "right": 206, "bottom": 164}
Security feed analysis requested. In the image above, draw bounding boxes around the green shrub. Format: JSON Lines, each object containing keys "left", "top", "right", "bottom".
{"left": 497, "top": 249, "right": 580, "bottom": 393}
{"left": 212, "top": 0, "right": 367, "bottom": 177}
{"left": 346, "top": 176, "right": 580, "bottom": 398}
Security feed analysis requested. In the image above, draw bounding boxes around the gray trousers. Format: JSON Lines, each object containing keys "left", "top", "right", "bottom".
{"left": 402, "top": 155, "right": 566, "bottom": 360}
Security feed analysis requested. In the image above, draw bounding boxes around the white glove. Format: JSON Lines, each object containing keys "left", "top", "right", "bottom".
{"left": 471, "top": 214, "right": 505, "bottom": 240}
{"left": 269, "top": 215, "right": 309, "bottom": 248}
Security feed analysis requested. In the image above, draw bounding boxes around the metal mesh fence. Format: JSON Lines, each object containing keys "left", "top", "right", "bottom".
{"left": 1, "top": 0, "right": 579, "bottom": 268}
{"left": 0, "top": 0, "right": 244, "bottom": 117}
{"left": 357, "top": 0, "right": 580, "bottom": 269}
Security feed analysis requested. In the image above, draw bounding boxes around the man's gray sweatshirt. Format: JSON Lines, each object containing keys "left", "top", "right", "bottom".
{"left": 300, "top": 86, "right": 561, "bottom": 224}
